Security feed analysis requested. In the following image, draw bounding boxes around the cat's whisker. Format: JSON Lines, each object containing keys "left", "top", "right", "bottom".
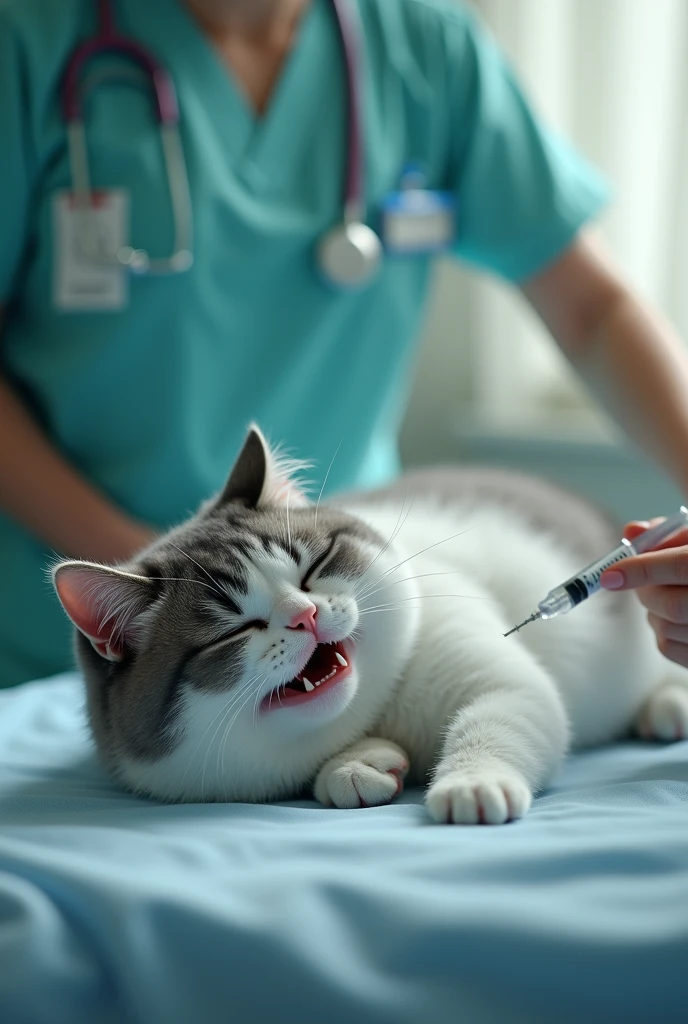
{"left": 165, "top": 542, "right": 228, "bottom": 598}
{"left": 201, "top": 678, "right": 257, "bottom": 801}
{"left": 359, "top": 593, "right": 491, "bottom": 615}
{"left": 208, "top": 690, "right": 247, "bottom": 801}
{"left": 145, "top": 575, "right": 226, "bottom": 596}
{"left": 285, "top": 489, "right": 292, "bottom": 551}
{"left": 223, "top": 676, "right": 268, "bottom": 791}
{"left": 344, "top": 493, "right": 415, "bottom": 602}
{"left": 252, "top": 673, "right": 269, "bottom": 727}
{"left": 213, "top": 673, "right": 262, "bottom": 786}
{"left": 356, "top": 522, "right": 485, "bottom": 601}
{"left": 212, "top": 674, "right": 263, "bottom": 796}
{"left": 184, "top": 674, "right": 257, "bottom": 797}
{"left": 179, "top": 689, "right": 235, "bottom": 792}
{"left": 193, "top": 678, "right": 255, "bottom": 777}
{"left": 355, "top": 569, "right": 464, "bottom": 603}
{"left": 218, "top": 681, "right": 265, "bottom": 787}
{"left": 213, "top": 687, "right": 251, "bottom": 800}
{"left": 314, "top": 436, "right": 343, "bottom": 530}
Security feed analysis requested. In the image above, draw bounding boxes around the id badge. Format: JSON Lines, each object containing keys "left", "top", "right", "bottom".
{"left": 53, "top": 190, "right": 129, "bottom": 311}
{"left": 380, "top": 189, "right": 456, "bottom": 255}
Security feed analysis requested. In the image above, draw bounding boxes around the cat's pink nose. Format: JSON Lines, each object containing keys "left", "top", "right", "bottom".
{"left": 287, "top": 604, "right": 318, "bottom": 634}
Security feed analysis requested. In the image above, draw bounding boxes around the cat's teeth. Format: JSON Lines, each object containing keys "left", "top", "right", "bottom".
{"left": 335, "top": 652, "right": 348, "bottom": 667}
{"left": 302, "top": 678, "right": 314, "bottom": 692}
{"left": 315, "top": 679, "right": 322, "bottom": 687}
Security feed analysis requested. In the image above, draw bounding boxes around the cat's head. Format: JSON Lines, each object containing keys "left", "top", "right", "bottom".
{"left": 52, "top": 426, "right": 417, "bottom": 802}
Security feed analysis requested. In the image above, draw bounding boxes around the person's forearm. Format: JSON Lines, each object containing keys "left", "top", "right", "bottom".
{"left": 567, "top": 290, "right": 688, "bottom": 497}
{"left": 0, "top": 373, "right": 155, "bottom": 561}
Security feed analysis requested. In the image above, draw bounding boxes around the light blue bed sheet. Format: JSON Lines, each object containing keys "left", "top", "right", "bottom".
{"left": 0, "top": 673, "right": 687, "bottom": 1024}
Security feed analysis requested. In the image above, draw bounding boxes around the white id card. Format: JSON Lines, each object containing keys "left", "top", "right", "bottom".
{"left": 380, "top": 189, "right": 456, "bottom": 255}
{"left": 53, "top": 190, "right": 129, "bottom": 311}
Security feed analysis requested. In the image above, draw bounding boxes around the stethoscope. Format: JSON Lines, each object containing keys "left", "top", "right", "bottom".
{"left": 63, "top": 0, "right": 382, "bottom": 288}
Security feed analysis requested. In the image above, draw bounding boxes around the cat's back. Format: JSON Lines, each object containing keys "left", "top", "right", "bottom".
{"left": 336, "top": 464, "right": 623, "bottom": 632}
{"left": 344, "top": 465, "right": 619, "bottom": 567}
{"left": 340, "top": 465, "right": 657, "bottom": 750}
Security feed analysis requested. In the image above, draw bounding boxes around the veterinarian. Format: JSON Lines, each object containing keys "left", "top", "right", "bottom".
{"left": 3, "top": 0, "right": 688, "bottom": 687}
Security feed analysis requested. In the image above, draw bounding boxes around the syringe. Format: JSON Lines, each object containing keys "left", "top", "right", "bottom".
{"left": 504, "top": 506, "right": 688, "bottom": 637}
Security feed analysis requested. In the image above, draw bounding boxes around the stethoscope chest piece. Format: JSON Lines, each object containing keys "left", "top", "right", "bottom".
{"left": 317, "top": 220, "right": 382, "bottom": 289}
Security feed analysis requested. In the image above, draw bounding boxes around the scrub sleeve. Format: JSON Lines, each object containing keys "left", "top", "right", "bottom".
{"left": 439, "top": 2, "right": 610, "bottom": 279}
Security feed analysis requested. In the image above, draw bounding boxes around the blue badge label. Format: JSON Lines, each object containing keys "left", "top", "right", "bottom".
{"left": 380, "top": 189, "right": 457, "bottom": 255}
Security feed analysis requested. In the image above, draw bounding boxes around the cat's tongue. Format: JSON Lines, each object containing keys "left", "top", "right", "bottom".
{"left": 263, "top": 641, "right": 351, "bottom": 710}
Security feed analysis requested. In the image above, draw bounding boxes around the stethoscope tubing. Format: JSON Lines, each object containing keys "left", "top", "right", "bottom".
{"left": 60, "top": 0, "right": 375, "bottom": 284}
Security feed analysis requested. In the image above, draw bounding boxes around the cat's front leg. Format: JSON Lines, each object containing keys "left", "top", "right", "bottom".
{"left": 425, "top": 649, "right": 569, "bottom": 825}
{"left": 314, "top": 738, "right": 410, "bottom": 809}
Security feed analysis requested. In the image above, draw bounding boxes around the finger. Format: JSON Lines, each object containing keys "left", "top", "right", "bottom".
{"left": 621, "top": 520, "right": 654, "bottom": 543}
{"left": 636, "top": 586, "right": 688, "bottom": 624}
{"left": 600, "top": 547, "right": 688, "bottom": 590}
{"left": 650, "top": 636, "right": 688, "bottom": 670}
{"left": 647, "top": 612, "right": 688, "bottom": 644}
{"left": 622, "top": 520, "right": 688, "bottom": 552}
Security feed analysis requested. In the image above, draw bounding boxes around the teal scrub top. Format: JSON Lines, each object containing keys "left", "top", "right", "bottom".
{"left": 0, "top": 0, "right": 609, "bottom": 687}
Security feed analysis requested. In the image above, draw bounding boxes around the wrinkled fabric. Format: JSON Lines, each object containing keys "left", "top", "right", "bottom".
{"left": 1, "top": 673, "right": 686, "bottom": 1024}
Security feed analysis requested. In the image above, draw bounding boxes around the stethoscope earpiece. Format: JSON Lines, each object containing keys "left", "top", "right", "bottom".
{"left": 317, "top": 221, "right": 383, "bottom": 289}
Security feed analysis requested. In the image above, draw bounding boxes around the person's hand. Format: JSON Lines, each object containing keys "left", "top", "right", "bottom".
{"left": 600, "top": 520, "right": 688, "bottom": 668}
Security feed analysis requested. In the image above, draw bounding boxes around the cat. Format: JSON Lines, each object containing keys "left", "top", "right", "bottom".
{"left": 52, "top": 425, "right": 688, "bottom": 823}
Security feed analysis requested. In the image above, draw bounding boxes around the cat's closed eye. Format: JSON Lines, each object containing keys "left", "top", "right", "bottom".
{"left": 301, "top": 538, "right": 338, "bottom": 592}
{"left": 209, "top": 620, "right": 268, "bottom": 648}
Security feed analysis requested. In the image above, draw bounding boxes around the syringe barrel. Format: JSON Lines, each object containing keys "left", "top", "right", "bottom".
{"left": 627, "top": 506, "right": 688, "bottom": 554}
{"left": 539, "top": 506, "right": 688, "bottom": 620}
{"left": 539, "top": 542, "right": 634, "bottom": 618}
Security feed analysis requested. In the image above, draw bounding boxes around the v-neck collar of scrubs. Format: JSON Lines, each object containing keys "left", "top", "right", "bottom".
{"left": 133, "top": 0, "right": 328, "bottom": 187}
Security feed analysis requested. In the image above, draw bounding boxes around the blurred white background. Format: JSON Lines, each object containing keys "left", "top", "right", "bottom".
{"left": 401, "top": 0, "right": 688, "bottom": 519}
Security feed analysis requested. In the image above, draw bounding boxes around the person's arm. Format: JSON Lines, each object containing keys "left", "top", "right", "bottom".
{"left": 521, "top": 230, "right": 688, "bottom": 496}
{"left": 522, "top": 231, "right": 688, "bottom": 670}
{"left": 0, "top": 306, "right": 155, "bottom": 562}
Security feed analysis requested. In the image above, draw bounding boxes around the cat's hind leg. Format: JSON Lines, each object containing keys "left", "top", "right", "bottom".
{"left": 634, "top": 670, "right": 688, "bottom": 741}
{"left": 425, "top": 641, "right": 569, "bottom": 825}
{"left": 314, "top": 737, "right": 409, "bottom": 809}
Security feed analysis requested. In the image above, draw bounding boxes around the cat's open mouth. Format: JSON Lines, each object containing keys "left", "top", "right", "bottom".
{"left": 262, "top": 641, "right": 352, "bottom": 711}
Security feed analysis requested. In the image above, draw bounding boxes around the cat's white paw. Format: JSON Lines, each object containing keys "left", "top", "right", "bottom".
{"left": 635, "top": 682, "right": 688, "bottom": 741}
{"left": 314, "top": 738, "right": 409, "bottom": 809}
{"left": 425, "top": 768, "right": 532, "bottom": 825}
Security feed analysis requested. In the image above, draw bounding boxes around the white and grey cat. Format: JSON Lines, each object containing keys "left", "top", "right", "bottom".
{"left": 53, "top": 425, "right": 688, "bottom": 823}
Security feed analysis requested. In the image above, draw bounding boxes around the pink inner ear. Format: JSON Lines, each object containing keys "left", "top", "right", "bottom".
{"left": 54, "top": 563, "right": 151, "bottom": 661}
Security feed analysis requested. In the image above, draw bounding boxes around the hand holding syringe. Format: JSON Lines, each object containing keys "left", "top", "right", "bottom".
{"left": 505, "top": 507, "right": 688, "bottom": 637}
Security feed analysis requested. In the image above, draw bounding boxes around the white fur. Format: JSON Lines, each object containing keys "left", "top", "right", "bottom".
{"left": 119, "top": 488, "right": 688, "bottom": 822}
{"left": 344, "top": 498, "right": 688, "bottom": 823}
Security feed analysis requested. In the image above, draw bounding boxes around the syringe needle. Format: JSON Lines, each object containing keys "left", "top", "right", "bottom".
{"left": 504, "top": 610, "right": 541, "bottom": 637}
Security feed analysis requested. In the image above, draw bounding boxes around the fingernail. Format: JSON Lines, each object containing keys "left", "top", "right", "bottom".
{"left": 601, "top": 570, "right": 625, "bottom": 589}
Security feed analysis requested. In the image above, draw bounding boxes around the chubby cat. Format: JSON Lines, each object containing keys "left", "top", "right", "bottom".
{"left": 53, "top": 426, "right": 688, "bottom": 823}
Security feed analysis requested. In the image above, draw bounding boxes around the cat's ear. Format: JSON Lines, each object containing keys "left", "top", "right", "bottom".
{"left": 53, "top": 561, "right": 155, "bottom": 662}
{"left": 217, "top": 424, "right": 309, "bottom": 509}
